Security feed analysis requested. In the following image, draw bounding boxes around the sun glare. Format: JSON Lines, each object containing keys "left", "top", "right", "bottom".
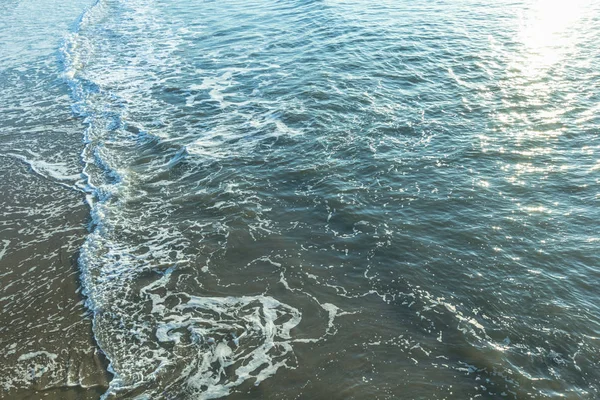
{"left": 517, "top": 0, "right": 587, "bottom": 74}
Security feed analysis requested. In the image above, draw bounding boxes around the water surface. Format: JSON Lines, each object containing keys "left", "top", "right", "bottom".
{"left": 1, "top": 0, "right": 599, "bottom": 399}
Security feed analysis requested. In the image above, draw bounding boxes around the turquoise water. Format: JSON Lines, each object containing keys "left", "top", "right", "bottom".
{"left": 1, "top": 0, "right": 599, "bottom": 398}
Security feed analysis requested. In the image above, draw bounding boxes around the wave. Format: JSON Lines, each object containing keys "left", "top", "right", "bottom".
{"left": 60, "top": 1, "right": 336, "bottom": 398}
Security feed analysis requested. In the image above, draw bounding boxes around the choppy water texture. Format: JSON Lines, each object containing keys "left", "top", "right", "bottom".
{"left": 1, "top": 0, "right": 600, "bottom": 399}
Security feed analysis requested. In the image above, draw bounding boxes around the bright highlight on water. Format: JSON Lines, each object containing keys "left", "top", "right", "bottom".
{"left": 1, "top": 0, "right": 599, "bottom": 399}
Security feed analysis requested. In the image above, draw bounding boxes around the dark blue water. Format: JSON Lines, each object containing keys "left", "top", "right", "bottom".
{"left": 1, "top": 0, "right": 599, "bottom": 398}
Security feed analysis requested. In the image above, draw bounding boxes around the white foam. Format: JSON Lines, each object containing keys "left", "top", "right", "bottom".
{"left": 0, "top": 350, "right": 61, "bottom": 391}
{"left": 188, "top": 72, "right": 233, "bottom": 108}
{"left": 5, "top": 152, "right": 82, "bottom": 190}
{"left": 150, "top": 292, "right": 303, "bottom": 399}
{"left": 0, "top": 240, "right": 10, "bottom": 261}
{"left": 17, "top": 351, "right": 58, "bottom": 362}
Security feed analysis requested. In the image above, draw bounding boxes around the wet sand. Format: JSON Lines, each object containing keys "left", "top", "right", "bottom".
{"left": 0, "top": 151, "right": 111, "bottom": 398}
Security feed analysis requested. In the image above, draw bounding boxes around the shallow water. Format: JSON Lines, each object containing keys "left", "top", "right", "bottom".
{"left": 0, "top": 0, "right": 111, "bottom": 397}
{"left": 1, "top": 0, "right": 599, "bottom": 399}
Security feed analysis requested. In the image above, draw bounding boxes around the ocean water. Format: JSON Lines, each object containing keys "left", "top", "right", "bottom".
{"left": 1, "top": 0, "right": 599, "bottom": 399}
